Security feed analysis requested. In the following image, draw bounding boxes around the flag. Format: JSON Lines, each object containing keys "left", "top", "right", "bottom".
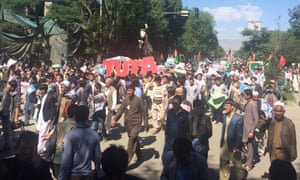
{"left": 227, "top": 49, "right": 232, "bottom": 61}
{"left": 196, "top": 51, "right": 201, "bottom": 65}
{"left": 174, "top": 48, "right": 179, "bottom": 64}
{"left": 279, "top": 55, "right": 286, "bottom": 68}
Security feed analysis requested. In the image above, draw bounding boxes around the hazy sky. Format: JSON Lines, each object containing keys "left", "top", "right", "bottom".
{"left": 182, "top": 0, "right": 299, "bottom": 52}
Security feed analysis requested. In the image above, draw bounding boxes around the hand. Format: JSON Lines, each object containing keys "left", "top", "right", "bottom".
{"left": 47, "top": 120, "right": 52, "bottom": 124}
{"left": 111, "top": 119, "right": 117, "bottom": 127}
{"left": 248, "top": 132, "right": 254, "bottom": 139}
{"left": 233, "top": 148, "right": 241, "bottom": 153}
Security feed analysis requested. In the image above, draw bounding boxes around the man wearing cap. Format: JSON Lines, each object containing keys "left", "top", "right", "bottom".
{"left": 267, "top": 101, "right": 297, "bottom": 162}
{"left": 219, "top": 99, "right": 245, "bottom": 180}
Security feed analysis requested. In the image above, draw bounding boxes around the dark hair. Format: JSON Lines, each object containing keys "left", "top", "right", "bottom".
{"left": 94, "top": 83, "right": 101, "bottom": 90}
{"left": 172, "top": 137, "right": 194, "bottom": 158}
{"left": 17, "top": 131, "right": 38, "bottom": 147}
{"left": 38, "top": 83, "right": 48, "bottom": 92}
{"left": 223, "top": 99, "right": 235, "bottom": 106}
{"left": 8, "top": 80, "right": 18, "bottom": 90}
{"left": 67, "top": 103, "right": 78, "bottom": 118}
{"left": 127, "top": 84, "right": 135, "bottom": 91}
{"left": 269, "top": 159, "right": 297, "bottom": 180}
{"left": 154, "top": 75, "right": 161, "bottom": 82}
{"left": 75, "top": 105, "right": 89, "bottom": 122}
{"left": 244, "top": 89, "right": 253, "bottom": 97}
{"left": 101, "top": 145, "right": 128, "bottom": 178}
{"left": 79, "top": 80, "right": 86, "bottom": 88}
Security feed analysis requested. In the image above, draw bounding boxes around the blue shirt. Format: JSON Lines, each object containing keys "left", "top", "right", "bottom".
{"left": 58, "top": 122, "right": 101, "bottom": 179}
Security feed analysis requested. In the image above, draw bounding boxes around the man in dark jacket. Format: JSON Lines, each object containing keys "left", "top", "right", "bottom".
{"left": 0, "top": 80, "right": 20, "bottom": 151}
{"left": 219, "top": 99, "right": 245, "bottom": 180}
{"left": 112, "top": 84, "right": 148, "bottom": 163}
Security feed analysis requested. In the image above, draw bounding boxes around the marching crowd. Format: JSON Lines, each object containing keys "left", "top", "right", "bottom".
{"left": 0, "top": 59, "right": 298, "bottom": 180}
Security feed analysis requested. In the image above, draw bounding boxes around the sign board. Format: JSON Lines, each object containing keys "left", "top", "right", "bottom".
{"left": 248, "top": 61, "right": 263, "bottom": 74}
{"left": 102, "top": 56, "right": 157, "bottom": 77}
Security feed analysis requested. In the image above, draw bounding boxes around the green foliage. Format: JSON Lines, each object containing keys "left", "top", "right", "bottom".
{"left": 289, "top": 5, "right": 300, "bottom": 39}
{"left": 180, "top": 11, "right": 219, "bottom": 58}
{"left": 264, "top": 58, "right": 282, "bottom": 82}
{"left": 241, "top": 28, "right": 271, "bottom": 61}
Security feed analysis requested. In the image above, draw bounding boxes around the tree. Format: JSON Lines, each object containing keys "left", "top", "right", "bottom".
{"left": 288, "top": 5, "right": 300, "bottom": 39}
{"left": 180, "top": 10, "right": 219, "bottom": 58}
{"left": 240, "top": 28, "right": 271, "bottom": 61}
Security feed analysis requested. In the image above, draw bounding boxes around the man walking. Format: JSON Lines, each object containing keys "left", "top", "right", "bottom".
{"left": 267, "top": 101, "right": 297, "bottom": 162}
{"left": 112, "top": 84, "right": 148, "bottom": 163}
{"left": 242, "top": 89, "right": 259, "bottom": 171}
{"left": 59, "top": 105, "right": 102, "bottom": 180}
{"left": 219, "top": 99, "right": 245, "bottom": 180}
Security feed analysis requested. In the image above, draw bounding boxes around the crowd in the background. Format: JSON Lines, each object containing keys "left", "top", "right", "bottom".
{"left": 0, "top": 57, "right": 298, "bottom": 180}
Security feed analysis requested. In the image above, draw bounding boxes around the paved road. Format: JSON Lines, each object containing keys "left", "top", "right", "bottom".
{"left": 1, "top": 93, "right": 300, "bottom": 179}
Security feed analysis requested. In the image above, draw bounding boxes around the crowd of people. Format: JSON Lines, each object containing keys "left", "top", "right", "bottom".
{"left": 0, "top": 57, "right": 298, "bottom": 179}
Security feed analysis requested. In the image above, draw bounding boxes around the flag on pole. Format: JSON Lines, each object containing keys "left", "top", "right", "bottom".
{"left": 159, "top": 53, "right": 165, "bottom": 61}
{"left": 279, "top": 55, "right": 286, "bottom": 68}
{"left": 174, "top": 48, "right": 179, "bottom": 64}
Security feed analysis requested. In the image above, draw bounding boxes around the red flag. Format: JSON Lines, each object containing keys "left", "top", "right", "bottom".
{"left": 197, "top": 51, "right": 201, "bottom": 61}
{"left": 279, "top": 55, "right": 286, "bottom": 68}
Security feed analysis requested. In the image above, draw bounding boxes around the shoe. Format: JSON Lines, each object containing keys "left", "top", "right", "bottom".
{"left": 261, "top": 172, "right": 269, "bottom": 179}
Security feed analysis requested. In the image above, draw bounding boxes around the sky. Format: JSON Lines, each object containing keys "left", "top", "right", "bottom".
{"left": 182, "top": 0, "right": 300, "bottom": 52}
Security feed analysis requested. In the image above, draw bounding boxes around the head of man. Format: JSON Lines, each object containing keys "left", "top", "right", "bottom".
{"left": 16, "top": 131, "right": 39, "bottom": 163}
{"left": 101, "top": 145, "right": 128, "bottom": 179}
{"left": 105, "top": 78, "right": 112, "bottom": 87}
{"left": 215, "top": 77, "right": 222, "bottom": 86}
{"left": 193, "top": 99, "right": 205, "bottom": 115}
{"left": 223, "top": 99, "right": 235, "bottom": 115}
{"left": 7, "top": 80, "right": 18, "bottom": 92}
{"left": 172, "top": 137, "right": 193, "bottom": 165}
{"left": 273, "top": 101, "right": 285, "bottom": 121}
{"left": 75, "top": 105, "right": 89, "bottom": 123}
{"left": 243, "top": 89, "right": 253, "bottom": 100}
{"left": 171, "top": 95, "right": 182, "bottom": 112}
{"left": 126, "top": 85, "right": 135, "bottom": 99}
{"left": 154, "top": 76, "right": 161, "bottom": 86}
{"left": 38, "top": 84, "right": 48, "bottom": 96}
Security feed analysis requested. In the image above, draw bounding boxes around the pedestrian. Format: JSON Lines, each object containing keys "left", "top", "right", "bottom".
{"left": 99, "top": 145, "right": 144, "bottom": 180}
{"left": 267, "top": 101, "right": 297, "bottom": 162}
{"left": 24, "top": 75, "right": 37, "bottom": 126}
{"left": 219, "top": 99, "right": 245, "bottom": 180}
{"left": 59, "top": 105, "right": 102, "bottom": 180}
{"left": 90, "top": 83, "right": 107, "bottom": 137}
{"left": 0, "top": 80, "right": 21, "bottom": 151}
{"left": 0, "top": 131, "right": 53, "bottom": 180}
{"left": 189, "top": 99, "right": 212, "bottom": 159}
{"left": 104, "top": 78, "right": 117, "bottom": 135}
{"left": 36, "top": 83, "right": 57, "bottom": 162}
{"left": 242, "top": 89, "right": 259, "bottom": 171}
{"left": 111, "top": 84, "right": 148, "bottom": 163}
{"left": 150, "top": 75, "right": 167, "bottom": 135}
{"left": 51, "top": 102, "right": 77, "bottom": 178}
{"left": 162, "top": 95, "right": 190, "bottom": 162}
{"left": 161, "top": 137, "right": 208, "bottom": 180}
